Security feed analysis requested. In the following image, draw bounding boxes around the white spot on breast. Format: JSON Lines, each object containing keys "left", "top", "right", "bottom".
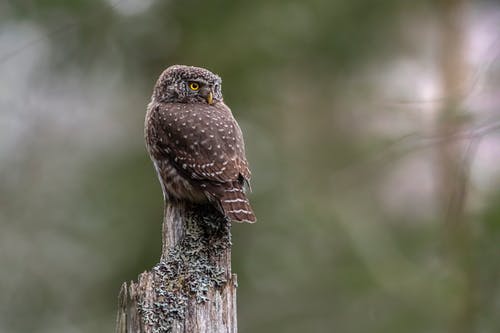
{"left": 153, "top": 161, "right": 167, "bottom": 201}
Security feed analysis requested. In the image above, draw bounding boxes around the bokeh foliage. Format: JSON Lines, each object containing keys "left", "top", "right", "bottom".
{"left": 1, "top": 0, "right": 499, "bottom": 332}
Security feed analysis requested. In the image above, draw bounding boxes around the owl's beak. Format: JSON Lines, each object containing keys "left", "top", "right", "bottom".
{"left": 200, "top": 86, "right": 214, "bottom": 105}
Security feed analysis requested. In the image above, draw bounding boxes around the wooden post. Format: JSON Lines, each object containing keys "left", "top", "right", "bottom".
{"left": 116, "top": 201, "right": 237, "bottom": 333}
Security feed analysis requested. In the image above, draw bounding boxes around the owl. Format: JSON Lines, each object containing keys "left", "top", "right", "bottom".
{"left": 145, "top": 65, "right": 256, "bottom": 223}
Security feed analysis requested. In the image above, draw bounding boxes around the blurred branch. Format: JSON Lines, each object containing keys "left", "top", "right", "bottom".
{"left": 435, "top": 1, "right": 479, "bottom": 332}
{"left": 328, "top": 119, "right": 500, "bottom": 193}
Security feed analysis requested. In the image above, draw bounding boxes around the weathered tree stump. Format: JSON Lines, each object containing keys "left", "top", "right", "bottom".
{"left": 116, "top": 202, "right": 237, "bottom": 333}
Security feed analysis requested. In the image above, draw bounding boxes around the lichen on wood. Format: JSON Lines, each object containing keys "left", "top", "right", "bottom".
{"left": 116, "top": 203, "right": 237, "bottom": 333}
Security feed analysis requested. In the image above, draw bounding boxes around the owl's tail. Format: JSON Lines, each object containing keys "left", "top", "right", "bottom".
{"left": 219, "top": 185, "right": 256, "bottom": 223}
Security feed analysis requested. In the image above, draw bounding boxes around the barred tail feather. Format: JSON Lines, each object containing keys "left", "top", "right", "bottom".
{"left": 220, "top": 185, "right": 256, "bottom": 223}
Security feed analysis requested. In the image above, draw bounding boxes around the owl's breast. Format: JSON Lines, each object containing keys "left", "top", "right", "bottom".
{"left": 153, "top": 159, "right": 207, "bottom": 203}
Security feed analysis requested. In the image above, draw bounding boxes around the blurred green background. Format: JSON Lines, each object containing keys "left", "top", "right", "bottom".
{"left": 1, "top": 0, "right": 499, "bottom": 332}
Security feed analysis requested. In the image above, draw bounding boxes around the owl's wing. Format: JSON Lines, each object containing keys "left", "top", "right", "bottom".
{"left": 153, "top": 102, "right": 251, "bottom": 185}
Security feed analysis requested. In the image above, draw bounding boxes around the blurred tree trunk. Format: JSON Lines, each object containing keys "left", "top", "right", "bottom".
{"left": 115, "top": 202, "right": 237, "bottom": 333}
{"left": 436, "top": 0, "right": 477, "bottom": 332}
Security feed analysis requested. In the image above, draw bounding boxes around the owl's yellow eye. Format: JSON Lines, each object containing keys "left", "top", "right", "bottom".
{"left": 189, "top": 82, "right": 200, "bottom": 91}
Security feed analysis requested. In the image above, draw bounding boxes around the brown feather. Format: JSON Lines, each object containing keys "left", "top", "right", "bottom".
{"left": 145, "top": 96, "right": 255, "bottom": 223}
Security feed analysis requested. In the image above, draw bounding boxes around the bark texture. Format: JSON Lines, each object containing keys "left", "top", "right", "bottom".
{"left": 116, "top": 202, "right": 237, "bottom": 333}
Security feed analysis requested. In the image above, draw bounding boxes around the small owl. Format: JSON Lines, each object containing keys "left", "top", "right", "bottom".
{"left": 145, "top": 65, "right": 256, "bottom": 223}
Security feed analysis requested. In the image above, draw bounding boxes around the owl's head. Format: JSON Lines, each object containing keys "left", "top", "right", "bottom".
{"left": 153, "top": 65, "right": 223, "bottom": 105}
